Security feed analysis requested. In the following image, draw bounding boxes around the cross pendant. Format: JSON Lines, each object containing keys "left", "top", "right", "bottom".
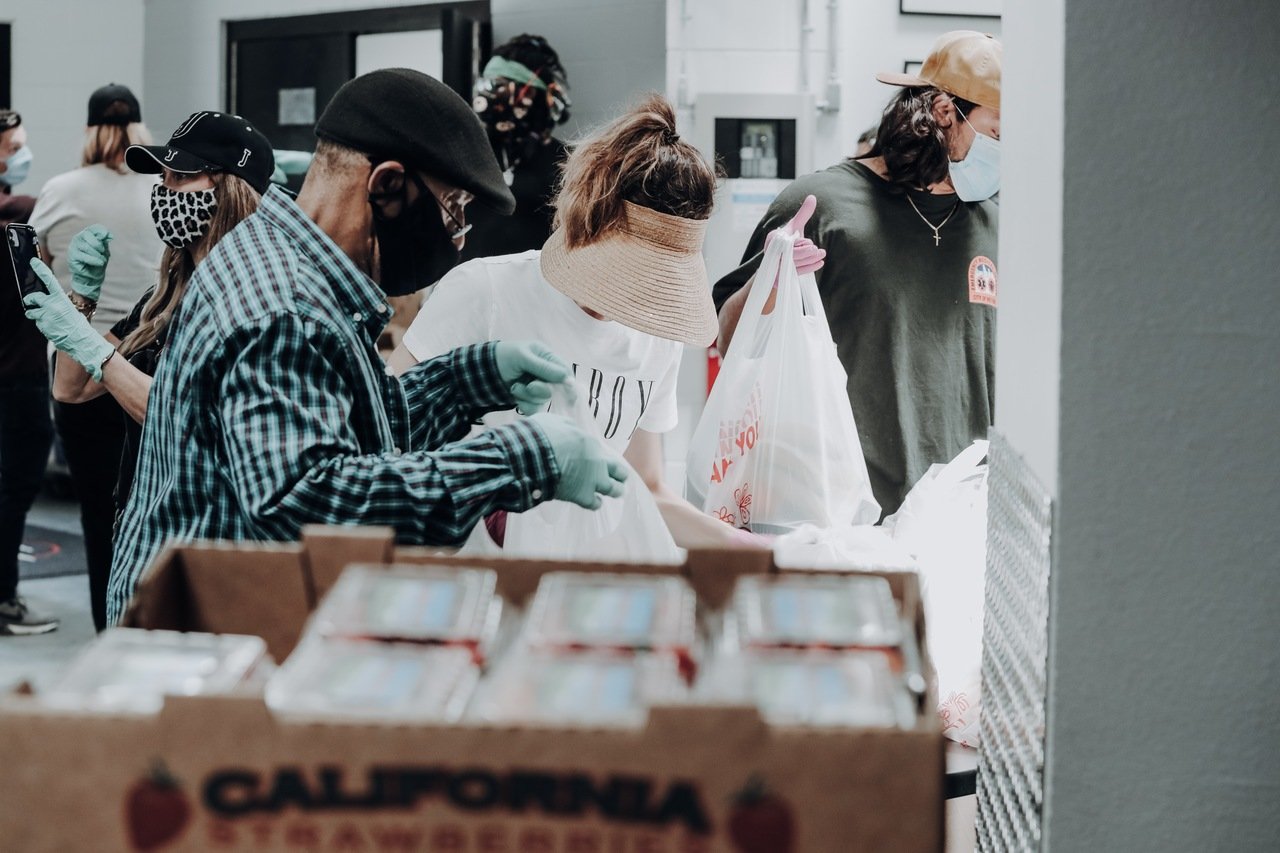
{"left": 933, "top": 230, "right": 941, "bottom": 247}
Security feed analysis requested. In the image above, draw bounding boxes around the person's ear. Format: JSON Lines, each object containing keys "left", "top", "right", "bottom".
{"left": 932, "top": 93, "right": 957, "bottom": 129}
{"left": 367, "top": 160, "right": 406, "bottom": 199}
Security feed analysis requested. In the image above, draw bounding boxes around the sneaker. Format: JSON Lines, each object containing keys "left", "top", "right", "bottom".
{"left": 0, "top": 597, "right": 59, "bottom": 636}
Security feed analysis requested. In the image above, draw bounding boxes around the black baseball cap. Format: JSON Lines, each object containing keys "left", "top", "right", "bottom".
{"left": 87, "top": 84, "right": 141, "bottom": 127}
{"left": 126, "top": 111, "right": 275, "bottom": 194}
{"left": 315, "top": 68, "right": 515, "bottom": 214}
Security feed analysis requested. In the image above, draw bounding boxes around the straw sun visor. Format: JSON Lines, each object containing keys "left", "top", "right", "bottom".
{"left": 539, "top": 202, "right": 718, "bottom": 347}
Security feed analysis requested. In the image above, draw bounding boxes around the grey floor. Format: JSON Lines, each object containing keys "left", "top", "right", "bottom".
{"left": 0, "top": 495, "right": 98, "bottom": 692}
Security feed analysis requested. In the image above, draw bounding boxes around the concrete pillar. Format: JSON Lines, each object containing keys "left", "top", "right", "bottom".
{"left": 992, "top": 0, "right": 1280, "bottom": 848}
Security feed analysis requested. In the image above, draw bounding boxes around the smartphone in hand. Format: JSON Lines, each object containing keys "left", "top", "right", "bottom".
{"left": 6, "top": 223, "right": 47, "bottom": 298}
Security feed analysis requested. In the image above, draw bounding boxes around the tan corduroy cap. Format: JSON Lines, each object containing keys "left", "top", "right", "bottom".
{"left": 539, "top": 201, "right": 718, "bottom": 347}
{"left": 876, "top": 30, "right": 1002, "bottom": 110}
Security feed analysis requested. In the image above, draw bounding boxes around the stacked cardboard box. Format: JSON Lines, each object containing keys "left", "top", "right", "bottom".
{"left": 0, "top": 526, "right": 943, "bottom": 852}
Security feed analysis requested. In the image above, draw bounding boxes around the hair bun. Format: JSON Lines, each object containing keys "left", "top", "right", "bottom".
{"left": 553, "top": 93, "right": 715, "bottom": 248}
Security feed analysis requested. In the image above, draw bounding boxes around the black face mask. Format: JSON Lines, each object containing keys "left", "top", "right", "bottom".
{"left": 369, "top": 172, "right": 461, "bottom": 297}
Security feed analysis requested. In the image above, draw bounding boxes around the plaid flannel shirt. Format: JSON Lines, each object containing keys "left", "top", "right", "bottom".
{"left": 107, "top": 187, "right": 557, "bottom": 624}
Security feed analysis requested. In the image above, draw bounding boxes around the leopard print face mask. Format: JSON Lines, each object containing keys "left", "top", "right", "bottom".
{"left": 150, "top": 183, "right": 219, "bottom": 249}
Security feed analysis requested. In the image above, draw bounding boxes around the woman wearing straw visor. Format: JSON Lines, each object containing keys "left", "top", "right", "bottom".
{"left": 390, "top": 94, "right": 766, "bottom": 548}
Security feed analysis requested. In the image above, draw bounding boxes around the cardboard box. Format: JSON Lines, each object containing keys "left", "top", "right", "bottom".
{"left": 0, "top": 526, "right": 943, "bottom": 852}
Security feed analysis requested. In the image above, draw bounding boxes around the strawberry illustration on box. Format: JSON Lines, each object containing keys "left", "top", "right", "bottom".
{"left": 729, "top": 776, "right": 795, "bottom": 853}
{"left": 125, "top": 760, "right": 191, "bottom": 851}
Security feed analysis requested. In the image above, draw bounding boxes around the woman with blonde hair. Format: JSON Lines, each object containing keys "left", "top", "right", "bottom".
{"left": 28, "top": 84, "right": 162, "bottom": 631}
{"left": 31, "top": 85, "right": 161, "bottom": 332}
{"left": 23, "top": 110, "right": 272, "bottom": 629}
{"left": 390, "top": 93, "right": 766, "bottom": 549}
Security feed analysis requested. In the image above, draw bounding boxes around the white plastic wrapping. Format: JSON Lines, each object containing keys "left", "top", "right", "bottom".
{"left": 496, "top": 384, "right": 684, "bottom": 564}
{"left": 884, "top": 439, "right": 989, "bottom": 746}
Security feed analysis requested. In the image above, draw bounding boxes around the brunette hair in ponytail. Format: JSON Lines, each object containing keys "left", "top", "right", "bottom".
{"left": 553, "top": 94, "right": 718, "bottom": 249}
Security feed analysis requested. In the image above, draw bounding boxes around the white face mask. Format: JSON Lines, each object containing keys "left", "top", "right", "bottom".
{"left": 949, "top": 108, "right": 1000, "bottom": 202}
{"left": 0, "top": 145, "right": 33, "bottom": 188}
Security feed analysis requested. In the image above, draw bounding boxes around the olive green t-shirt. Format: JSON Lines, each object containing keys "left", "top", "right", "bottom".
{"left": 712, "top": 159, "right": 999, "bottom": 515}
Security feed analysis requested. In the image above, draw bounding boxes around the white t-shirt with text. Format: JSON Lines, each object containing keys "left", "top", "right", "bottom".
{"left": 401, "top": 251, "right": 683, "bottom": 455}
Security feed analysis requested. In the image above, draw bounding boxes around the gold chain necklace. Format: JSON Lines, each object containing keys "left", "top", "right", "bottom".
{"left": 905, "top": 194, "right": 960, "bottom": 247}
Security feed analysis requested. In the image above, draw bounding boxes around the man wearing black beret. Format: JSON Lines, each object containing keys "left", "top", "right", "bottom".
{"left": 108, "top": 70, "right": 628, "bottom": 622}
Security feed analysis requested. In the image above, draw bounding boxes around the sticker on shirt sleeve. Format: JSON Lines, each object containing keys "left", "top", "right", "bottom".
{"left": 968, "top": 256, "right": 998, "bottom": 307}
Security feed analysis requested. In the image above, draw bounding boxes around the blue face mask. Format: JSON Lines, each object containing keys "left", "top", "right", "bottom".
{"left": 0, "top": 145, "right": 32, "bottom": 188}
{"left": 948, "top": 110, "right": 999, "bottom": 202}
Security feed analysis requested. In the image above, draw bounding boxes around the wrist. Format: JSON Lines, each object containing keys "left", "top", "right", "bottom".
{"left": 68, "top": 291, "right": 97, "bottom": 320}
{"left": 729, "top": 527, "right": 774, "bottom": 548}
{"left": 82, "top": 342, "right": 117, "bottom": 383}
{"left": 454, "top": 342, "right": 513, "bottom": 412}
{"left": 489, "top": 419, "right": 559, "bottom": 510}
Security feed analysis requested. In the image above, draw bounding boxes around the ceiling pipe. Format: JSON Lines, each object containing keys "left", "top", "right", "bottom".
{"left": 677, "top": 0, "right": 694, "bottom": 111}
{"left": 799, "top": 0, "right": 813, "bottom": 95}
{"left": 818, "top": 0, "right": 841, "bottom": 113}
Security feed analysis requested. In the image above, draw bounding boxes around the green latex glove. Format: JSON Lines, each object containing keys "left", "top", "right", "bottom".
{"left": 269, "top": 150, "right": 314, "bottom": 185}
{"left": 66, "top": 224, "right": 112, "bottom": 301}
{"left": 527, "top": 412, "right": 628, "bottom": 509}
{"left": 23, "top": 260, "right": 116, "bottom": 381}
{"left": 495, "top": 341, "right": 574, "bottom": 415}
{"left": 274, "top": 150, "right": 314, "bottom": 176}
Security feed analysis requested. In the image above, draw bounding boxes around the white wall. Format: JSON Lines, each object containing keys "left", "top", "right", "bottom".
{"left": 0, "top": 0, "right": 145, "bottom": 192}
{"left": 667, "top": 0, "right": 1002, "bottom": 170}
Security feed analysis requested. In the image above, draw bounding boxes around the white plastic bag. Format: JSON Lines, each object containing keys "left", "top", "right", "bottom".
{"left": 686, "top": 229, "right": 879, "bottom": 533}
{"left": 771, "top": 524, "right": 918, "bottom": 574}
{"left": 498, "top": 385, "right": 684, "bottom": 565}
{"left": 884, "top": 440, "right": 989, "bottom": 747}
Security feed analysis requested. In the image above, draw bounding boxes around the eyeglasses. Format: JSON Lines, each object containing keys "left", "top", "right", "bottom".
{"left": 434, "top": 188, "right": 474, "bottom": 240}
{"left": 366, "top": 157, "right": 474, "bottom": 240}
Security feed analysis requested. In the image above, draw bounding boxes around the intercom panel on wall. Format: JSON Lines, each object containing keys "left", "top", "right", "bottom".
{"left": 691, "top": 93, "right": 815, "bottom": 284}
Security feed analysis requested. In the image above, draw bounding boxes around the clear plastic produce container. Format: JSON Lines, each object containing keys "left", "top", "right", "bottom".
{"left": 310, "top": 564, "right": 501, "bottom": 659}
{"left": 700, "top": 649, "right": 916, "bottom": 729}
{"left": 729, "top": 574, "right": 903, "bottom": 650}
{"left": 42, "top": 628, "right": 270, "bottom": 713}
{"left": 468, "top": 649, "right": 686, "bottom": 728}
{"left": 522, "top": 572, "right": 697, "bottom": 653}
{"left": 266, "top": 636, "right": 478, "bottom": 722}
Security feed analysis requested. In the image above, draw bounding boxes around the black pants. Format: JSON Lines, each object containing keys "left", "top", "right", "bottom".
{"left": 0, "top": 376, "right": 53, "bottom": 602}
{"left": 54, "top": 395, "right": 125, "bottom": 632}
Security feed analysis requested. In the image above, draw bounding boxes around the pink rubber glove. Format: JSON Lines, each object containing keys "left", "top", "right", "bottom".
{"left": 765, "top": 194, "right": 826, "bottom": 283}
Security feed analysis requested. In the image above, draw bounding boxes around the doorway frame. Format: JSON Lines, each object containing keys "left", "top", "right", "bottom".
{"left": 224, "top": 2, "right": 491, "bottom": 117}
{"left": 0, "top": 24, "right": 10, "bottom": 109}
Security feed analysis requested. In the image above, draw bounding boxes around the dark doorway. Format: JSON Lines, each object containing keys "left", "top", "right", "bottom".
{"left": 233, "top": 34, "right": 353, "bottom": 155}
{"left": 0, "top": 25, "right": 10, "bottom": 109}
{"left": 226, "top": 3, "right": 491, "bottom": 172}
